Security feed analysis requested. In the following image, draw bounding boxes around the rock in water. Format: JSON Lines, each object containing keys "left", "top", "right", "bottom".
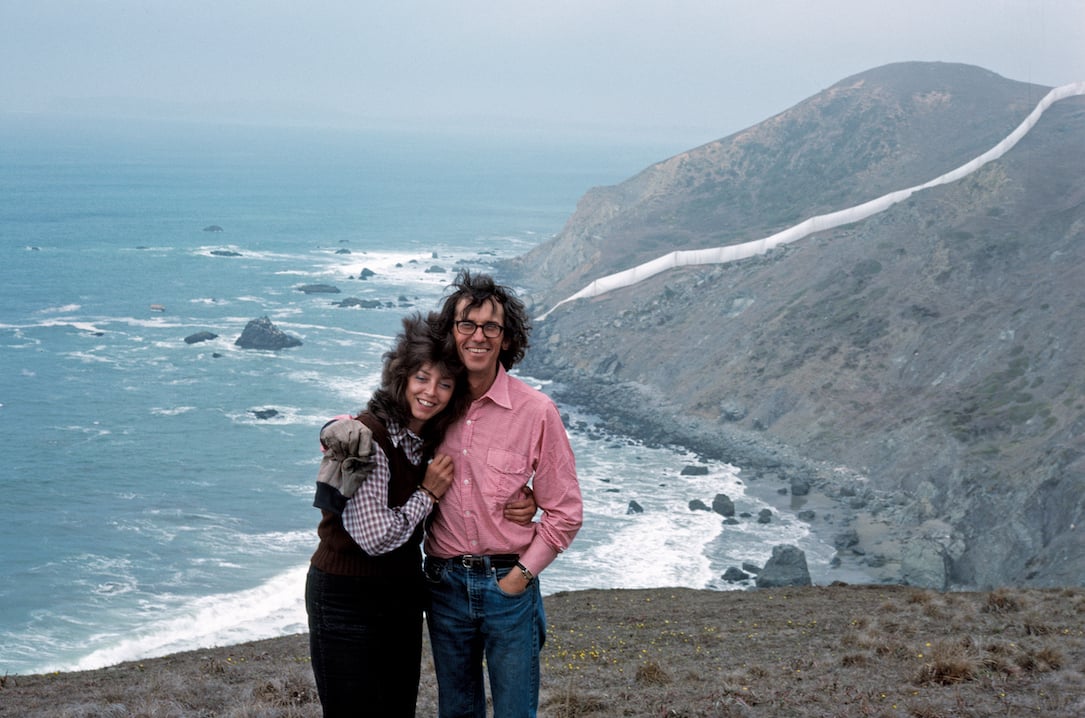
{"left": 711, "top": 493, "right": 735, "bottom": 517}
{"left": 235, "top": 316, "right": 302, "bottom": 350}
{"left": 755, "top": 545, "right": 812, "bottom": 588}
{"left": 296, "top": 284, "right": 341, "bottom": 294}
{"left": 184, "top": 331, "right": 219, "bottom": 345}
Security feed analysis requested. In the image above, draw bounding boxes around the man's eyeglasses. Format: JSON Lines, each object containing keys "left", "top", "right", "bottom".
{"left": 455, "top": 320, "right": 505, "bottom": 338}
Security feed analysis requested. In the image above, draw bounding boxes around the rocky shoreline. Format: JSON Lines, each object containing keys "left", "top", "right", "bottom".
{"left": 537, "top": 371, "right": 914, "bottom": 587}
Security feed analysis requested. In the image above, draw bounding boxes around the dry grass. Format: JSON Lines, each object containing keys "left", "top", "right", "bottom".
{"left": 2, "top": 585, "right": 1084, "bottom": 717}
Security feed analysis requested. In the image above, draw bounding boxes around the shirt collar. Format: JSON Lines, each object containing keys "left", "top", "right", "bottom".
{"left": 385, "top": 418, "right": 423, "bottom": 449}
{"left": 477, "top": 364, "right": 513, "bottom": 410}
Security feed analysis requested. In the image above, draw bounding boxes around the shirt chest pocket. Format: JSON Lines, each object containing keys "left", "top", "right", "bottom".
{"left": 484, "top": 447, "right": 531, "bottom": 501}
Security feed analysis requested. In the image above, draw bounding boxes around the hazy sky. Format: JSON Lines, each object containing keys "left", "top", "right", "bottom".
{"left": 2, "top": 1, "right": 1082, "bottom": 144}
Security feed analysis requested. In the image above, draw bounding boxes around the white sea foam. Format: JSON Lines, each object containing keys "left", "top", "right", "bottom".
{"left": 59, "top": 424, "right": 113, "bottom": 437}
{"left": 226, "top": 405, "right": 332, "bottom": 427}
{"left": 36, "top": 318, "right": 109, "bottom": 334}
{"left": 68, "top": 564, "right": 311, "bottom": 673}
{"left": 111, "top": 316, "right": 186, "bottom": 329}
{"left": 321, "top": 371, "right": 381, "bottom": 407}
{"left": 269, "top": 306, "right": 305, "bottom": 319}
{"left": 232, "top": 529, "right": 312, "bottom": 554}
{"left": 37, "top": 303, "right": 83, "bottom": 314}
{"left": 150, "top": 406, "right": 196, "bottom": 416}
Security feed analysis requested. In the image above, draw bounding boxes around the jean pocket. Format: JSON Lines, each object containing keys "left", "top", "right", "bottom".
{"left": 491, "top": 567, "right": 530, "bottom": 598}
{"left": 423, "top": 557, "right": 447, "bottom": 584}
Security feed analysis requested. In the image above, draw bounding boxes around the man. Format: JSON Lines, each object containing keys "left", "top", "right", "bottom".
{"left": 424, "top": 271, "right": 583, "bottom": 717}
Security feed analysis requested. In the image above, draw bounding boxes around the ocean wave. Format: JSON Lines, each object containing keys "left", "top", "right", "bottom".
{"left": 41, "top": 319, "right": 108, "bottom": 334}
{"left": 150, "top": 406, "right": 197, "bottom": 416}
{"left": 37, "top": 303, "right": 83, "bottom": 314}
{"left": 225, "top": 405, "right": 333, "bottom": 427}
{"left": 68, "top": 564, "right": 310, "bottom": 673}
{"left": 285, "top": 367, "right": 379, "bottom": 392}
{"left": 108, "top": 316, "right": 186, "bottom": 329}
{"left": 556, "top": 508, "right": 724, "bottom": 592}
{"left": 58, "top": 423, "right": 112, "bottom": 437}
{"left": 92, "top": 579, "right": 138, "bottom": 596}
{"left": 232, "top": 529, "right": 312, "bottom": 554}
{"left": 267, "top": 306, "right": 305, "bottom": 319}
{"left": 194, "top": 246, "right": 317, "bottom": 263}
{"left": 319, "top": 373, "right": 379, "bottom": 408}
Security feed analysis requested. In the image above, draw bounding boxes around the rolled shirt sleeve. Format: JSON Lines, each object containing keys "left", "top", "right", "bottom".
{"left": 341, "top": 426, "right": 434, "bottom": 555}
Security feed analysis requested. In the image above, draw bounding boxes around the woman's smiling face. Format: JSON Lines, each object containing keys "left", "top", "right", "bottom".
{"left": 405, "top": 361, "right": 454, "bottom": 432}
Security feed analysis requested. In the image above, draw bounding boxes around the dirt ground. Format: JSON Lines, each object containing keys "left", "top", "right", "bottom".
{"left": 3, "top": 585, "right": 1084, "bottom": 717}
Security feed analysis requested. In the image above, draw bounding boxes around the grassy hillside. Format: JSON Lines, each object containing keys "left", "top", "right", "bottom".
{"left": 3, "top": 585, "right": 1084, "bottom": 717}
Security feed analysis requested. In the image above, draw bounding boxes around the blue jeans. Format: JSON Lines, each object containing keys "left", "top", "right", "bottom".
{"left": 425, "top": 556, "right": 546, "bottom": 718}
{"left": 305, "top": 566, "right": 424, "bottom": 718}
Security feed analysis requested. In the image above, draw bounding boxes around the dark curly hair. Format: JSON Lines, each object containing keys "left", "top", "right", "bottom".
{"left": 436, "top": 270, "right": 531, "bottom": 370}
{"left": 364, "top": 312, "right": 468, "bottom": 453}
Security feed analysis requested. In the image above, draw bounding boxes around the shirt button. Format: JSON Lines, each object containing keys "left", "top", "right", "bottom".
{"left": 470, "top": 540, "right": 478, "bottom": 546}
{"left": 462, "top": 449, "right": 468, "bottom": 455}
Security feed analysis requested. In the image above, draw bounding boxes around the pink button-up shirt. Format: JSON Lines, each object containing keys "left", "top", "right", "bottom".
{"left": 425, "top": 365, "right": 582, "bottom": 577}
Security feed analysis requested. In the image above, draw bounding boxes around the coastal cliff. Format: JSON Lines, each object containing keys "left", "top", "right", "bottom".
{"left": 504, "top": 62, "right": 1085, "bottom": 589}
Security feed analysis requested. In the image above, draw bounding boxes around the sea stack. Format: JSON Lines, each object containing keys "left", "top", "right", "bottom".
{"left": 235, "top": 316, "right": 302, "bottom": 350}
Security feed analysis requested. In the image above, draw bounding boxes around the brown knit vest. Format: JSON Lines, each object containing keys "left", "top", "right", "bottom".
{"left": 309, "top": 413, "right": 428, "bottom": 577}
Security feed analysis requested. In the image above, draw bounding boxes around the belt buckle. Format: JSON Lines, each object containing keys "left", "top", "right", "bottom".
{"left": 460, "top": 555, "right": 484, "bottom": 568}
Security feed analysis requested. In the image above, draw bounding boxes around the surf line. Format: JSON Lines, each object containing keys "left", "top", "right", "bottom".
{"left": 536, "top": 81, "right": 1085, "bottom": 322}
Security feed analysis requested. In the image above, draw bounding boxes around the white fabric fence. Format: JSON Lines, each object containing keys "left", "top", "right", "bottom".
{"left": 537, "top": 82, "right": 1085, "bottom": 321}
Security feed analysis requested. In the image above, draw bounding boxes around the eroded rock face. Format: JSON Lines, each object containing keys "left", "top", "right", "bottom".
{"left": 506, "top": 64, "right": 1085, "bottom": 588}
{"left": 901, "top": 538, "right": 950, "bottom": 591}
{"left": 756, "top": 545, "right": 812, "bottom": 588}
{"left": 235, "top": 316, "right": 302, "bottom": 350}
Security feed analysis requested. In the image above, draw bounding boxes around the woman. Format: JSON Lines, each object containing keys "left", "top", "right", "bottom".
{"left": 305, "top": 312, "right": 534, "bottom": 717}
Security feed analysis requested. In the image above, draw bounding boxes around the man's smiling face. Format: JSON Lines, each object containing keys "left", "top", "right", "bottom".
{"left": 453, "top": 297, "right": 508, "bottom": 380}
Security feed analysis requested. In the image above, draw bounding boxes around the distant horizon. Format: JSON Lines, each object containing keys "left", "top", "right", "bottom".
{"left": 0, "top": 94, "right": 751, "bottom": 149}
{"left": 4, "top": 2, "right": 1081, "bottom": 152}
{"left": 6, "top": 57, "right": 1081, "bottom": 151}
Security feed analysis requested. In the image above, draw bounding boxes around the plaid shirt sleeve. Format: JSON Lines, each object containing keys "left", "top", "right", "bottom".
{"left": 341, "top": 436, "right": 433, "bottom": 555}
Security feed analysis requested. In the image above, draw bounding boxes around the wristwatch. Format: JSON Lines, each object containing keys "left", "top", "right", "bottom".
{"left": 516, "top": 562, "right": 535, "bottom": 585}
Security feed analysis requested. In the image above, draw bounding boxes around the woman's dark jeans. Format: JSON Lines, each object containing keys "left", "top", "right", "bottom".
{"left": 305, "top": 565, "right": 424, "bottom": 717}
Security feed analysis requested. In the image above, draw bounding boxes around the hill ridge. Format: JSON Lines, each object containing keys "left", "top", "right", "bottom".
{"left": 536, "top": 79, "right": 1085, "bottom": 321}
{"left": 506, "top": 61, "right": 1085, "bottom": 589}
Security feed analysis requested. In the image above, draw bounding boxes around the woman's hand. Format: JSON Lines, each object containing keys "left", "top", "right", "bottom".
{"left": 503, "top": 485, "right": 537, "bottom": 526}
{"left": 421, "top": 454, "right": 454, "bottom": 501}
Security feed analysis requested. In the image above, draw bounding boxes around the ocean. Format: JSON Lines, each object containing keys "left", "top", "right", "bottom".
{"left": 1, "top": 115, "right": 846, "bottom": 676}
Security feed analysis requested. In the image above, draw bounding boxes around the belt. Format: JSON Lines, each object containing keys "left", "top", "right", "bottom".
{"left": 444, "top": 554, "right": 520, "bottom": 570}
